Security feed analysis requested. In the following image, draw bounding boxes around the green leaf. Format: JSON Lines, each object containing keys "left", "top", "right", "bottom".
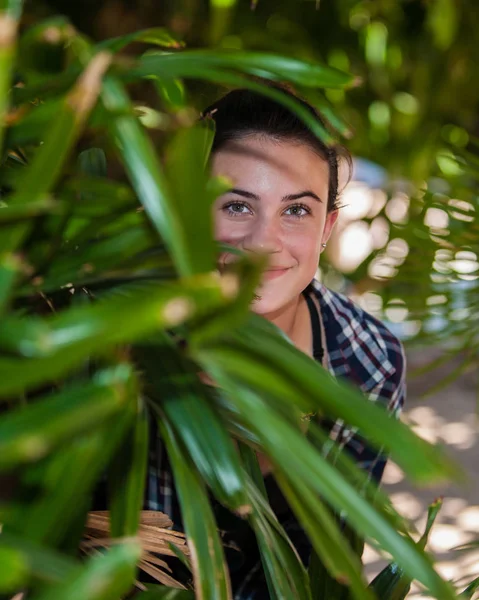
{"left": 194, "top": 313, "right": 459, "bottom": 485}
{"left": 154, "top": 78, "right": 187, "bottom": 111}
{"left": 159, "top": 419, "right": 232, "bottom": 600}
{"left": 0, "top": 51, "right": 111, "bottom": 253}
{"left": 0, "top": 273, "right": 233, "bottom": 396}
{"left": 0, "top": 364, "right": 136, "bottom": 470}
{"left": 306, "top": 420, "right": 408, "bottom": 535}
{"left": 0, "top": 531, "right": 80, "bottom": 585}
{"left": 459, "top": 575, "right": 479, "bottom": 599}
{"left": 164, "top": 124, "right": 217, "bottom": 275}
{"left": 37, "top": 225, "right": 155, "bottom": 290}
{"left": 15, "top": 410, "right": 133, "bottom": 547}
{"left": 108, "top": 399, "right": 149, "bottom": 537}
{"left": 0, "top": 1, "right": 21, "bottom": 155}
{"left": 96, "top": 28, "right": 184, "bottom": 53}
{"left": 199, "top": 370, "right": 456, "bottom": 600}
{"left": 61, "top": 176, "right": 135, "bottom": 209}
{"left": 237, "top": 441, "right": 267, "bottom": 497}
{"left": 275, "top": 469, "right": 373, "bottom": 600}
{"left": 139, "top": 341, "right": 250, "bottom": 515}
{"left": 5, "top": 97, "right": 63, "bottom": 146}
{"left": 78, "top": 148, "right": 107, "bottom": 179}
{"left": 188, "top": 255, "right": 264, "bottom": 348}
{"left": 427, "top": 0, "right": 459, "bottom": 50}
{"left": 135, "top": 586, "right": 195, "bottom": 599}
{"left": 0, "top": 544, "right": 28, "bottom": 592}
{"left": 133, "top": 50, "right": 355, "bottom": 89}
{"left": 308, "top": 523, "right": 363, "bottom": 600}
{"left": 30, "top": 540, "right": 141, "bottom": 600}
{"left": 220, "top": 381, "right": 371, "bottom": 598}
{"left": 242, "top": 471, "right": 312, "bottom": 600}
{"left": 0, "top": 0, "right": 23, "bottom": 20}
{"left": 140, "top": 64, "right": 336, "bottom": 144}
{"left": 101, "top": 75, "right": 193, "bottom": 276}
{"left": 369, "top": 498, "right": 443, "bottom": 600}
{"left": 0, "top": 252, "right": 21, "bottom": 315}
{"left": 0, "top": 197, "right": 59, "bottom": 223}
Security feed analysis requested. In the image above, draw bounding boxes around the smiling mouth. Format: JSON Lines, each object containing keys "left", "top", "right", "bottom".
{"left": 262, "top": 267, "right": 291, "bottom": 280}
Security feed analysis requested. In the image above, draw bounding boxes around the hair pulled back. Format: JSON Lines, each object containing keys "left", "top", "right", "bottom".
{"left": 202, "top": 85, "right": 351, "bottom": 212}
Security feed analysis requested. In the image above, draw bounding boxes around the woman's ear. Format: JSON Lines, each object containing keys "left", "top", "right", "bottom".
{"left": 321, "top": 209, "right": 339, "bottom": 246}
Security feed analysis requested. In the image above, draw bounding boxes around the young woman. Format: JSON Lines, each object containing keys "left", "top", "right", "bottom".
{"left": 142, "top": 87, "right": 406, "bottom": 596}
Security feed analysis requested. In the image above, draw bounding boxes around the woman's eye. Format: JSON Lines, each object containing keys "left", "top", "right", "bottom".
{"left": 223, "top": 202, "right": 251, "bottom": 216}
{"left": 284, "top": 204, "right": 310, "bottom": 218}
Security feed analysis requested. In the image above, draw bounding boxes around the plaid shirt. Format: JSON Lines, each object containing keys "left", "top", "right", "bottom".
{"left": 142, "top": 280, "right": 406, "bottom": 595}
{"left": 309, "top": 280, "right": 405, "bottom": 480}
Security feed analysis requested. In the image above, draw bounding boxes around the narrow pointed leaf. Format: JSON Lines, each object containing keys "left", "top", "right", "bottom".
{"left": 0, "top": 532, "right": 80, "bottom": 585}
{"left": 0, "top": 197, "right": 59, "bottom": 223}
{"left": 96, "top": 27, "right": 184, "bottom": 53}
{"left": 78, "top": 148, "right": 107, "bottom": 179}
{"left": 101, "top": 75, "right": 192, "bottom": 276}
{"left": 194, "top": 314, "right": 459, "bottom": 485}
{"left": 140, "top": 342, "right": 250, "bottom": 515}
{"left": 243, "top": 472, "right": 312, "bottom": 600}
{"left": 0, "top": 545, "right": 28, "bottom": 592}
{"left": 159, "top": 419, "right": 232, "bottom": 600}
{"left": 0, "top": 51, "right": 111, "bottom": 253}
{"left": 459, "top": 576, "right": 479, "bottom": 599}
{"left": 369, "top": 498, "right": 443, "bottom": 600}
{"left": 0, "top": 273, "right": 232, "bottom": 396}
{"left": 306, "top": 420, "right": 409, "bottom": 535}
{"left": 136, "top": 586, "right": 195, "bottom": 599}
{"left": 154, "top": 78, "right": 187, "bottom": 111}
{"left": 16, "top": 411, "right": 133, "bottom": 546}
{"left": 199, "top": 368, "right": 456, "bottom": 600}
{"left": 30, "top": 541, "right": 141, "bottom": 600}
{"left": 0, "top": 252, "right": 21, "bottom": 315}
{"left": 39, "top": 225, "right": 155, "bottom": 289}
{"left": 133, "top": 50, "right": 355, "bottom": 89}
{"left": 108, "top": 400, "right": 149, "bottom": 537}
{"left": 141, "top": 64, "right": 335, "bottom": 144}
{"left": 164, "top": 124, "right": 216, "bottom": 274}
{"left": 0, "top": 364, "right": 136, "bottom": 470}
{"left": 275, "top": 471, "right": 373, "bottom": 600}
{"left": 0, "top": 0, "right": 21, "bottom": 154}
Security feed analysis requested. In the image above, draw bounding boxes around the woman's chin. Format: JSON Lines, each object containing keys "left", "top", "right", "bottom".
{"left": 250, "top": 292, "right": 290, "bottom": 317}
{"left": 250, "top": 298, "right": 273, "bottom": 315}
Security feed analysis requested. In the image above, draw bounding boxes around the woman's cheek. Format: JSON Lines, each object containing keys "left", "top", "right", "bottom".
{"left": 289, "top": 232, "right": 322, "bottom": 269}
{"left": 215, "top": 217, "right": 248, "bottom": 246}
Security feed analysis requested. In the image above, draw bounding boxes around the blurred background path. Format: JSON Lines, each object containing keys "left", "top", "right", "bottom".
{"left": 365, "top": 348, "right": 479, "bottom": 597}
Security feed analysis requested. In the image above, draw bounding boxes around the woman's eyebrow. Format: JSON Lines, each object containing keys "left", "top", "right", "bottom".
{"left": 229, "top": 188, "right": 323, "bottom": 203}
{"left": 229, "top": 188, "right": 260, "bottom": 200}
{"left": 282, "top": 191, "right": 323, "bottom": 203}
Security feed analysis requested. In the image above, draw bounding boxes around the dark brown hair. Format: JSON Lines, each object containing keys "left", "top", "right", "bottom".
{"left": 202, "top": 85, "right": 352, "bottom": 212}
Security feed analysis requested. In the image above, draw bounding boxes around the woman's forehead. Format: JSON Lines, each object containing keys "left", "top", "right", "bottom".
{"left": 211, "top": 136, "right": 330, "bottom": 195}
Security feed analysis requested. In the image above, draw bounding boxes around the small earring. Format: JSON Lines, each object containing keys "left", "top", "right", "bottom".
{"left": 321, "top": 243, "right": 327, "bottom": 248}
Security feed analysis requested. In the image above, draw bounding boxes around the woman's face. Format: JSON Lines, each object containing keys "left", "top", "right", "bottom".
{"left": 212, "top": 135, "right": 338, "bottom": 317}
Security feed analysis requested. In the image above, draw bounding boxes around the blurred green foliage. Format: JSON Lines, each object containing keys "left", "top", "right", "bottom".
{"left": 0, "top": 1, "right": 478, "bottom": 599}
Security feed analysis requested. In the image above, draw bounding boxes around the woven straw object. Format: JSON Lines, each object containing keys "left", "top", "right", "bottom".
{"left": 82, "top": 510, "right": 190, "bottom": 589}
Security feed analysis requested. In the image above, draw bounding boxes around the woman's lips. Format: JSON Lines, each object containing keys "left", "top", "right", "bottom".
{"left": 262, "top": 268, "right": 291, "bottom": 280}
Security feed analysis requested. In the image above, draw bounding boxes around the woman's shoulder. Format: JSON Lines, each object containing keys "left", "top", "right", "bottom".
{"left": 308, "top": 280, "right": 405, "bottom": 392}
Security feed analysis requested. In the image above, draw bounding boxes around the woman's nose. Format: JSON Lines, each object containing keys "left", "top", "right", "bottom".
{"left": 242, "top": 217, "right": 283, "bottom": 254}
